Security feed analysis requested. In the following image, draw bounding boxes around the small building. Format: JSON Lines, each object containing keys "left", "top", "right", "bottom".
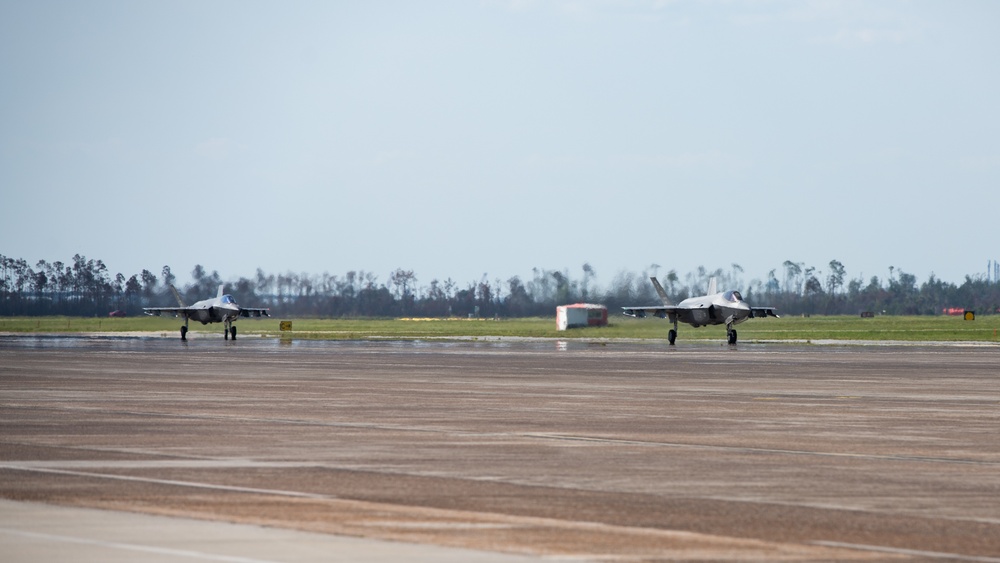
{"left": 556, "top": 303, "right": 608, "bottom": 330}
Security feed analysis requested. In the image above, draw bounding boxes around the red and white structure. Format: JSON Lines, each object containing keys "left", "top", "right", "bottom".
{"left": 556, "top": 303, "right": 608, "bottom": 330}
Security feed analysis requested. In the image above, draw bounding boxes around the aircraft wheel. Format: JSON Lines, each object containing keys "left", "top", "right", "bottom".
{"left": 230, "top": 326, "right": 237, "bottom": 340}
{"left": 667, "top": 329, "right": 677, "bottom": 345}
{"left": 180, "top": 326, "right": 188, "bottom": 340}
{"left": 728, "top": 329, "right": 737, "bottom": 345}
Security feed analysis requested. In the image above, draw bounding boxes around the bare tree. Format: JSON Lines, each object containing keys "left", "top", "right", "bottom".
{"left": 581, "top": 263, "right": 596, "bottom": 301}
{"left": 783, "top": 260, "right": 803, "bottom": 294}
{"left": 827, "top": 260, "right": 846, "bottom": 294}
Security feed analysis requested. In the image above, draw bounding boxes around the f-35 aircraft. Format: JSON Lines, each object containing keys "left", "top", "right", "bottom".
{"left": 623, "top": 277, "right": 777, "bottom": 345}
{"left": 144, "top": 285, "right": 269, "bottom": 340}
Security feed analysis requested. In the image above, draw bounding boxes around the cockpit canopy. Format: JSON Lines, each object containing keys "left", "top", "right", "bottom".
{"left": 723, "top": 290, "right": 743, "bottom": 303}
{"left": 221, "top": 294, "right": 238, "bottom": 305}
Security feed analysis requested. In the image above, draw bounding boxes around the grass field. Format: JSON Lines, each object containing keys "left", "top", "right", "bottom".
{"left": 1, "top": 314, "right": 999, "bottom": 343}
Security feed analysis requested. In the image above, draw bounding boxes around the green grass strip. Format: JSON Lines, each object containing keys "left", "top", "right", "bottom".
{"left": 1, "top": 315, "right": 998, "bottom": 343}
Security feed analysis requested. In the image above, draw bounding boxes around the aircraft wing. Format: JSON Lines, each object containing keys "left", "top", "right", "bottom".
{"left": 239, "top": 307, "right": 270, "bottom": 318}
{"left": 750, "top": 307, "right": 779, "bottom": 318}
{"left": 143, "top": 307, "right": 194, "bottom": 317}
{"left": 622, "top": 306, "right": 682, "bottom": 319}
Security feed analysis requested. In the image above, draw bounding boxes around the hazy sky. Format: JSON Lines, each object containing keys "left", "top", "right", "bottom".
{"left": 2, "top": 1, "right": 998, "bottom": 292}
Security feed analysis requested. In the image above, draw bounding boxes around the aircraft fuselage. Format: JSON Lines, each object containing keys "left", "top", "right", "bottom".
{"left": 186, "top": 298, "right": 241, "bottom": 325}
{"left": 673, "top": 291, "right": 751, "bottom": 328}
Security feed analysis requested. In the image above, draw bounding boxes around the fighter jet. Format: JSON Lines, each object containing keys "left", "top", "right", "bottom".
{"left": 144, "top": 285, "right": 269, "bottom": 340}
{"left": 622, "top": 277, "right": 777, "bottom": 345}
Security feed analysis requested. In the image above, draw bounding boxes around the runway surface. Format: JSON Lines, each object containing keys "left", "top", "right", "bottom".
{"left": 2, "top": 335, "right": 999, "bottom": 561}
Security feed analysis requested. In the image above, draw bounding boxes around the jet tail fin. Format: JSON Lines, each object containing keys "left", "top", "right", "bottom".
{"left": 649, "top": 277, "right": 674, "bottom": 306}
{"left": 168, "top": 284, "right": 186, "bottom": 307}
{"left": 708, "top": 277, "right": 717, "bottom": 295}
{"left": 217, "top": 285, "right": 225, "bottom": 299}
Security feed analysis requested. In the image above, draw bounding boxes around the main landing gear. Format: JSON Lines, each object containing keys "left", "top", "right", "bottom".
{"left": 177, "top": 319, "right": 236, "bottom": 340}
{"left": 665, "top": 319, "right": 738, "bottom": 346}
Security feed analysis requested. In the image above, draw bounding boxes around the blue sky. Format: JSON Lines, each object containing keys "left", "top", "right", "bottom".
{"left": 2, "top": 1, "right": 998, "bottom": 292}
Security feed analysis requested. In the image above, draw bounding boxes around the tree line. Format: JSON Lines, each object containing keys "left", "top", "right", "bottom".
{"left": 1, "top": 254, "right": 998, "bottom": 318}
